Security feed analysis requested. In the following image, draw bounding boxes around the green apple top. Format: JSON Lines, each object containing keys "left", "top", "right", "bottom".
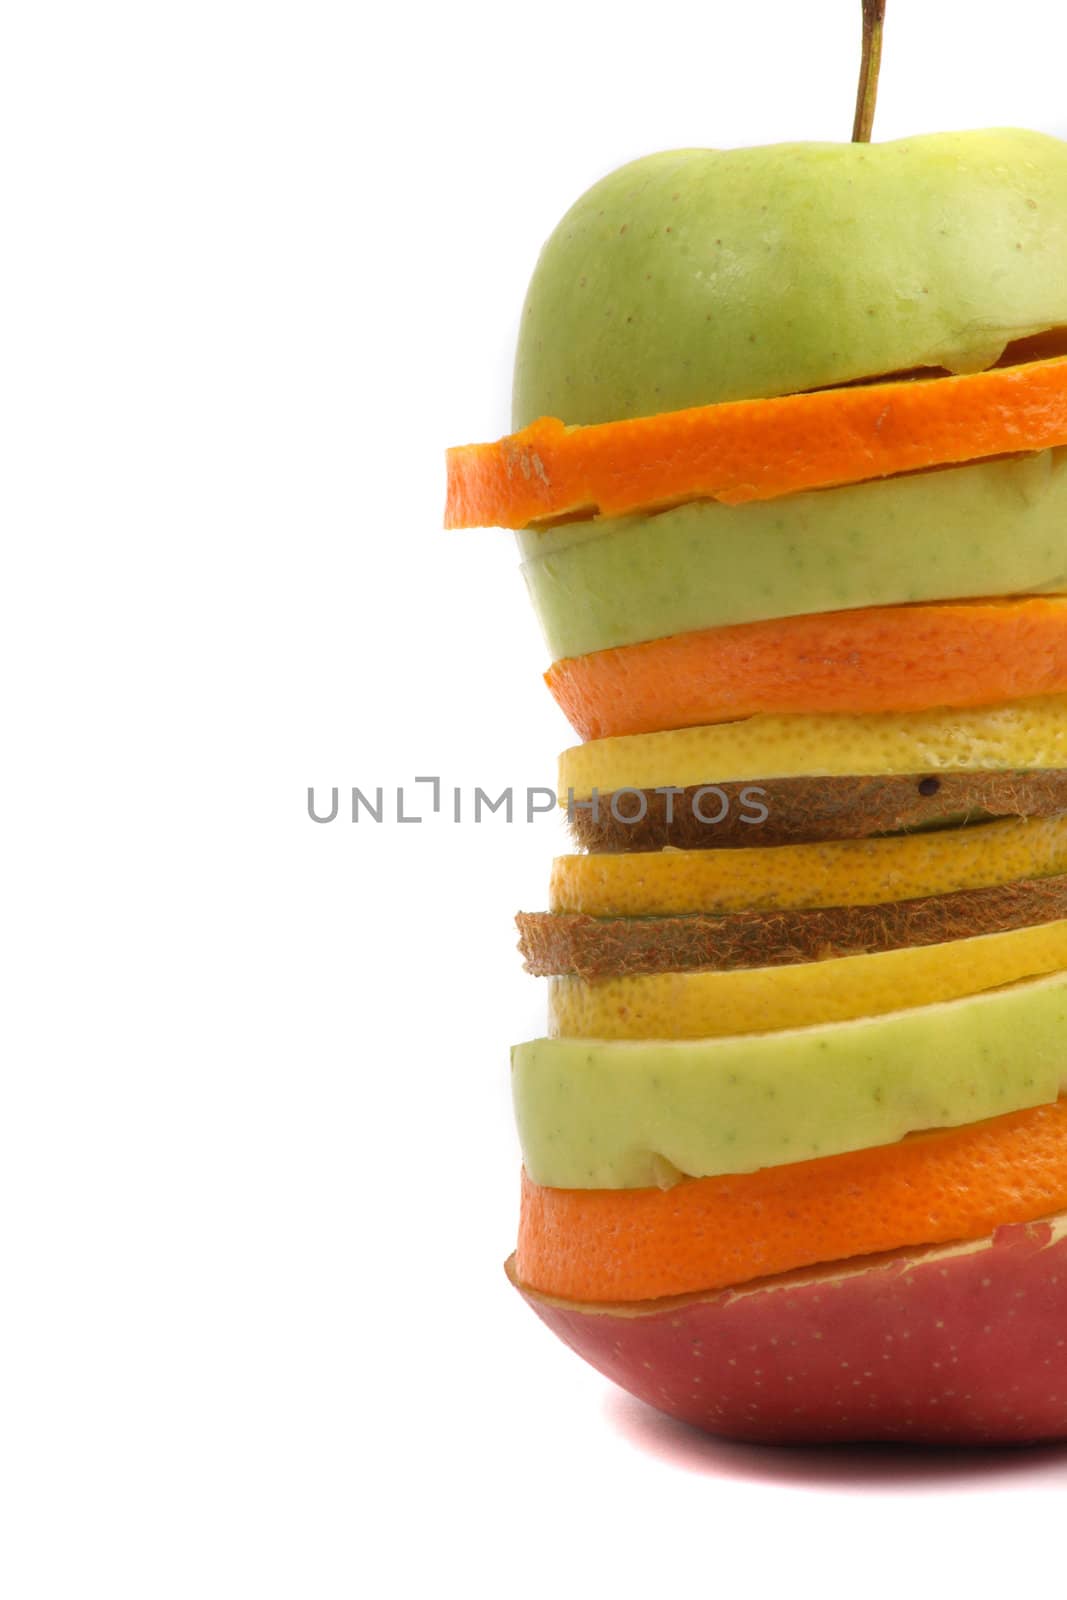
{"left": 512, "top": 129, "right": 1067, "bottom": 429}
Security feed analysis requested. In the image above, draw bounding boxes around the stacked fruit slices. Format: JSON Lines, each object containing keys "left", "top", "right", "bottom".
{"left": 446, "top": 132, "right": 1067, "bottom": 1444}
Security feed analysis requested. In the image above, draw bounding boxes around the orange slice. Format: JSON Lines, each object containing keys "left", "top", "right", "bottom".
{"left": 445, "top": 355, "right": 1067, "bottom": 530}
{"left": 516, "top": 1098, "right": 1067, "bottom": 1303}
{"left": 546, "top": 597, "right": 1067, "bottom": 741}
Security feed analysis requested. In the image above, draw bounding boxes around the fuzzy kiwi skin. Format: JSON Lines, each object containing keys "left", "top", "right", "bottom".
{"left": 565, "top": 771, "right": 1067, "bottom": 853}
{"left": 517, "top": 874, "right": 1067, "bottom": 981}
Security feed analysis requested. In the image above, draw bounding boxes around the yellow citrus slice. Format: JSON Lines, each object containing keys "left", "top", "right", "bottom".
{"left": 558, "top": 693, "right": 1067, "bottom": 797}
{"left": 549, "top": 814, "right": 1067, "bottom": 917}
{"left": 547, "top": 918, "right": 1067, "bottom": 1040}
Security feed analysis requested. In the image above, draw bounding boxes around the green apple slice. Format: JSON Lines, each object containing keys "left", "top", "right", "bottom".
{"left": 514, "top": 130, "right": 1067, "bottom": 427}
{"left": 518, "top": 450, "right": 1067, "bottom": 659}
{"left": 511, "top": 970, "right": 1067, "bottom": 1189}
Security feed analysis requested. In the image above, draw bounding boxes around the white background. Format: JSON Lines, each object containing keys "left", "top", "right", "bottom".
{"left": 6, "top": 1, "right": 1067, "bottom": 1595}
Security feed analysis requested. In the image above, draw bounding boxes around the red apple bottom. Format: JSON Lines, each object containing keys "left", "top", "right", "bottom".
{"left": 506, "top": 1212, "right": 1067, "bottom": 1445}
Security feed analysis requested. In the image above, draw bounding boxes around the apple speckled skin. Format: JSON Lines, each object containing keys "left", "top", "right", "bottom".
{"left": 508, "top": 1213, "right": 1067, "bottom": 1445}
{"left": 517, "top": 449, "right": 1067, "bottom": 658}
{"left": 513, "top": 129, "right": 1067, "bottom": 428}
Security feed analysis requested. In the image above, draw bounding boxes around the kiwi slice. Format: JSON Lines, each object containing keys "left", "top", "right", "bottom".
{"left": 567, "top": 770, "right": 1067, "bottom": 853}
{"left": 517, "top": 873, "right": 1067, "bottom": 980}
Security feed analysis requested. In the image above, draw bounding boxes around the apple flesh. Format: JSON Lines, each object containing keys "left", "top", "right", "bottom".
{"left": 513, "top": 971, "right": 1067, "bottom": 1191}
{"left": 518, "top": 448, "right": 1067, "bottom": 660}
{"left": 513, "top": 129, "right": 1067, "bottom": 428}
{"left": 507, "top": 1212, "right": 1067, "bottom": 1444}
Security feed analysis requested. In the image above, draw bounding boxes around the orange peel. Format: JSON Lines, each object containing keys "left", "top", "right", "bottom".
{"left": 517, "top": 1098, "right": 1067, "bottom": 1302}
{"left": 446, "top": 355, "right": 1067, "bottom": 530}
{"left": 546, "top": 597, "right": 1067, "bottom": 740}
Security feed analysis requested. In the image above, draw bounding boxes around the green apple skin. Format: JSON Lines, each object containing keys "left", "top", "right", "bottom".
{"left": 513, "top": 129, "right": 1067, "bottom": 428}
{"left": 511, "top": 969, "right": 1067, "bottom": 1189}
{"left": 517, "top": 448, "right": 1067, "bottom": 659}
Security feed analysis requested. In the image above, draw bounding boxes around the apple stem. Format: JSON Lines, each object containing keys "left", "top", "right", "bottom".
{"left": 852, "top": 0, "right": 886, "bottom": 143}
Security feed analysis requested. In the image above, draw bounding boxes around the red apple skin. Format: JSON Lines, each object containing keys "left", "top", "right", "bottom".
{"left": 507, "top": 1214, "right": 1067, "bottom": 1445}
